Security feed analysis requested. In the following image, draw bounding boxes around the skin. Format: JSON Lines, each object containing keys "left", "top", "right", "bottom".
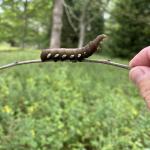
{"left": 129, "top": 46, "right": 150, "bottom": 109}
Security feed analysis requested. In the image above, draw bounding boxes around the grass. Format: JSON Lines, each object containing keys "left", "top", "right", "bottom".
{"left": 0, "top": 50, "right": 150, "bottom": 150}
{"left": 0, "top": 42, "right": 37, "bottom": 52}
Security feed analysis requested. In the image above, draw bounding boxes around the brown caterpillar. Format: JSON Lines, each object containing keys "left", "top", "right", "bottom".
{"left": 40, "top": 34, "right": 106, "bottom": 62}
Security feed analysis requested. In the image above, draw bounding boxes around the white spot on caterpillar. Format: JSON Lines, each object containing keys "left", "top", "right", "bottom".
{"left": 47, "top": 53, "right": 51, "bottom": 58}
{"left": 78, "top": 54, "right": 82, "bottom": 58}
{"left": 62, "top": 54, "right": 67, "bottom": 59}
{"left": 84, "top": 52, "right": 86, "bottom": 55}
{"left": 70, "top": 55, "right": 75, "bottom": 59}
{"left": 54, "top": 54, "right": 59, "bottom": 58}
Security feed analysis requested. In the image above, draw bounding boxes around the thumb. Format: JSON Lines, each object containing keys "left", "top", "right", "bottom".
{"left": 129, "top": 67, "right": 145, "bottom": 84}
{"left": 129, "top": 66, "right": 150, "bottom": 109}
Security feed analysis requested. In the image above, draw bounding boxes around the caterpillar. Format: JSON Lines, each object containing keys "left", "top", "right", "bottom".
{"left": 40, "top": 34, "right": 106, "bottom": 62}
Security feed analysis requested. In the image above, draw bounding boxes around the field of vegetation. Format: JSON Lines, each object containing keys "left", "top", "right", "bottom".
{"left": 0, "top": 50, "right": 150, "bottom": 150}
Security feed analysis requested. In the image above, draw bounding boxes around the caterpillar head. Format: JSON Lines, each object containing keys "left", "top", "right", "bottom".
{"left": 84, "top": 34, "right": 107, "bottom": 55}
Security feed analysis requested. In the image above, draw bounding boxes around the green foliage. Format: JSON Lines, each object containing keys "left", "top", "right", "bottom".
{"left": 0, "top": 50, "right": 150, "bottom": 149}
{"left": 0, "top": 0, "right": 53, "bottom": 48}
{"left": 106, "top": 0, "right": 150, "bottom": 58}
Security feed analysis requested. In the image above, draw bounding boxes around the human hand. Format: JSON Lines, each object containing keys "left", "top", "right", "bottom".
{"left": 129, "top": 46, "right": 150, "bottom": 109}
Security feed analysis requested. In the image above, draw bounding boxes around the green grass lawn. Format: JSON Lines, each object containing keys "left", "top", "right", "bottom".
{"left": 0, "top": 50, "right": 150, "bottom": 150}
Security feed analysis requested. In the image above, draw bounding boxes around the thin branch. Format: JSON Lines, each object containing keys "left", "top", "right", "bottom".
{"left": 0, "top": 59, "right": 41, "bottom": 70}
{"left": 64, "top": 3, "right": 78, "bottom": 33}
{"left": 63, "top": 1, "right": 80, "bottom": 21}
{"left": 0, "top": 58, "right": 130, "bottom": 71}
{"left": 83, "top": 59, "right": 130, "bottom": 70}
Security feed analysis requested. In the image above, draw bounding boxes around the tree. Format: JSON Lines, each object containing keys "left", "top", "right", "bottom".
{"left": 0, "top": 0, "right": 22, "bottom": 46}
{"left": 62, "top": 0, "right": 108, "bottom": 49}
{"left": 78, "top": 0, "right": 90, "bottom": 48}
{"left": 0, "top": 0, "right": 53, "bottom": 48}
{"left": 50, "top": 0, "right": 64, "bottom": 48}
{"left": 107, "top": 0, "right": 150, "bottom": 58}
{"left": 77, "top": 0, "right": 110, "bottom": 48}
{"left": 22, "top": 0, "right": 29, "bottom": 49}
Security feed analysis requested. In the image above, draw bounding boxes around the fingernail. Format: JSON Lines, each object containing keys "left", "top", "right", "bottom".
{"left": 129, "top": 67, "right": 145, "bottom": 84}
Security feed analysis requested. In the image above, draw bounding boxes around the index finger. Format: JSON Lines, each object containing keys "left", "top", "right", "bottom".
{"left": 129, "top": 46, "right": 150, "bottom": 67}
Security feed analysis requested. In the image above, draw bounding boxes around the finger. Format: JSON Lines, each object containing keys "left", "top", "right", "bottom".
{"left": 129, "top": 66, "right": 150, "bottom": 109}
{"left": 129, "top": 66, "right": 150, "bottom": 85}
{"left": 129, "top": 46, "right": 150, "bottom": 67}
{"left": 138, "top": 79, "right": 150, "bottom": 109}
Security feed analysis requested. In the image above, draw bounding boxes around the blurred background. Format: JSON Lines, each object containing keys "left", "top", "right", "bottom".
{"left": 0, "top": 0, "right": 150, "bottom": 149}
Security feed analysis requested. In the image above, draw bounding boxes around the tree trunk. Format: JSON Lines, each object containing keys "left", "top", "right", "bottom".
{"left": 50, "top": 0, "right": 64, "bottom": 48}
{"left": 22, "top": 0, "right": 28, "bottom": 49}
{"left": 78, "top": 14, "right": 86, "bottom": 48}
{"left": 78, "top": 0, "right": 89, "bottom": 48}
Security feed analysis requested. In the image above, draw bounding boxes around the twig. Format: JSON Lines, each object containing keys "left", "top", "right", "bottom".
{"left": 63, "top": 1, "right": 79, "bottom": 21}
{"left": 64, "top": 2, "right": 78, "bottom": 33}
{"left": 0, "top": 59, "right": 41, "bottom": 70}
{"left": 0, "top": 59, "right": 130, "bottom": 71}
{"left": 83, "top": 59, "right": 130, "bottom": 70}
